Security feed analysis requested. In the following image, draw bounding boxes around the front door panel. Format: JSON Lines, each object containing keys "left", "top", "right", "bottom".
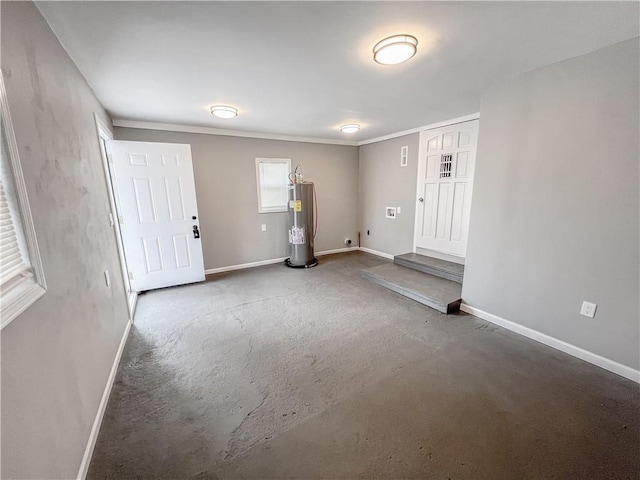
{"left": 110, "top": 141, "right": 205, "bottom": 292}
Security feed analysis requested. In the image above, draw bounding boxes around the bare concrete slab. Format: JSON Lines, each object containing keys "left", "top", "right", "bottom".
{"left": 394, "top": 252, "right": 464, "bottom": 283}
{"left": 87, "top": 252, "right": 640, "bottom": 480}
{"left": 361, "top": 263, "right": 462, "bottom": 313}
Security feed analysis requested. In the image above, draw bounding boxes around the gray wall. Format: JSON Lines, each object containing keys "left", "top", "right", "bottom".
{"left": 358, "top": 134, "right": 419, "bottom": 255}
{"left": 1, "top": 2, "right": 130, "bottom": 478}
{"left": 463, "top": 38, "right": 640, "bottom": 370}
{"left": 114, "top": 128, "right": 359, "bottom": 269}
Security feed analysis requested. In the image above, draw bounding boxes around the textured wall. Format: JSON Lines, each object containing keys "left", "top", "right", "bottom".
{"left": 463, "top": 38, "right": 640, "bottom": 370}
{"left": 114, "top": 128, "right": 359, "bottom": 269}
{"left": 358, "top": 134, "right": 419, "bottom": 255}
{"left": 1, "top": 2, "right": 130, "bottom": 478}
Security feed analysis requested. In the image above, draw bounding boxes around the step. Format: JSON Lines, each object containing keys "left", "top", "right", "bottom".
{"left": 361, "top": 263, "right": 462, "bottom": 314}
{"left": 394, "top": 253, "right": 464, "bottom": 284}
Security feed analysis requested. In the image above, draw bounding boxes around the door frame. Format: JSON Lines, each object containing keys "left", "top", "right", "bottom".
{"left": 94, "top": 114, "right": 138, "bottom": 319}
{"left": 412, "top": 113, "right": 480, "bottom": 258}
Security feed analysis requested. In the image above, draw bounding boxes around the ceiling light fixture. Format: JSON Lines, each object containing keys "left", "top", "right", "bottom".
{"left": 340, "top": 124, "right": 360, "bottom": 134}
{"left": 210, "top": 105, "right": 238, "bottom": 119}
{"left": 373, "top": 34, "right": 418, "bottom": 65}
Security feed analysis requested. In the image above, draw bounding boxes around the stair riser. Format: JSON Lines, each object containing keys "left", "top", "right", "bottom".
{"left": 361, "top": 271, "right": 460, "bottom": 314}
{"left": 394, "top": 258, "right": 463, "bottom": 284}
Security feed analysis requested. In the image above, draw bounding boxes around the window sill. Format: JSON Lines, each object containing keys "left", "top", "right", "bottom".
{"left": 1, "top": 278, "right": 46, "bottom": 330}
{"left": 258, "top": 208, "right": 288, "bottom": 214}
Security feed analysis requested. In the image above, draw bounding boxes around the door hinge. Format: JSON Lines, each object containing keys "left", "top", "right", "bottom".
{"left": 128, "top": 272, "right": 134, "bottom": 280}
{"left": 107, "top": 154, "right": 114, "bottom": 164}
{"left": 118, "top": 216, "right": 124, "bottom": 225}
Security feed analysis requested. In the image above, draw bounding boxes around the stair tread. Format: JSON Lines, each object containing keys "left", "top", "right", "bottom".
{"left": 394, "top": 252, "right": 464, "bottom": 278}
{"left": 361, "top": 263, "right": 461, "bottom": 313}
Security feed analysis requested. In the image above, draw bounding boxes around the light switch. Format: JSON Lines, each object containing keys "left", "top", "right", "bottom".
{"left": 261, "top": 224, "right": 267, "bottom": 232}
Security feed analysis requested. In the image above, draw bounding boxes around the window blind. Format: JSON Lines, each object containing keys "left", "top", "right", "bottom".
{"left": 259, "top": 161, "right": 289, "bottom": 210}
{"left": 0, "top": 177, "right": 31, "bottom": 293}
{"left": 256, "top": 158, "right": 291, "bottom": 213}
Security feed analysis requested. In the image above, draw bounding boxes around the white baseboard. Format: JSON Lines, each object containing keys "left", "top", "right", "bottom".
{"left": 77, "top": 319, "right": 132, "bottom": 480}
{"left": 316, "top": 247, "right": 355, "bottom": 256}
{"left": 205, "top": 256, "right": 288, "bottom": 275}
{"left": 204, "top": 248, "right": 362, "bottom": 275}
{"left": 358, "top": 246, "right": 394, "bottom": 260}
{"left": 460, "top": 303, "right": 640, "bottom": 384}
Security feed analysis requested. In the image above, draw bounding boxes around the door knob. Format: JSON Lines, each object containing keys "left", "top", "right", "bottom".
{"left": 418, "top": 197, "right": 424, "bottom": 203}
{"left": 192, "top": 225, "right": 200, "bottom": 239}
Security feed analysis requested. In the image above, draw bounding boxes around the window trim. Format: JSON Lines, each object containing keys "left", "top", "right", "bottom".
{"left": 93, "top": 113, "right": 137, "bottom": 320}
{"left": 255, "top": 157, "right": 292, "bottom": 214}
{"left": 0, "top": 74, "right": 46, "bottom": 329}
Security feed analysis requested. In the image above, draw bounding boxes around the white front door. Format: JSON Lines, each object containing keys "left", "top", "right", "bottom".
{"left": 110, "top": 141, "right": 205, "bottom": 292}
{"left": 414, "top": 120, "right": 478, "bottom": 257}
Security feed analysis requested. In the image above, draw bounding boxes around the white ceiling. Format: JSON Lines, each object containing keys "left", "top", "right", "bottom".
{"left": 37, "top": 1, "right": 639, "bottom": 143}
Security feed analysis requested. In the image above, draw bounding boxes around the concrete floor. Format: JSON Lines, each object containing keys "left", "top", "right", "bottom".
{"left": 88, "top": 252, "right": 640, "bottom": 479}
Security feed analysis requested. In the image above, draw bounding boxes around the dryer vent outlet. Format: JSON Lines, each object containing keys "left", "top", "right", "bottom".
{"left": 344, "top": 237, "right": 352, "bottom": 246}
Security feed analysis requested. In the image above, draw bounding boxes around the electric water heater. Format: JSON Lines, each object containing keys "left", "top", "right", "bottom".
{"left": 285, "top": 182, "right": 317, "bottom": 268}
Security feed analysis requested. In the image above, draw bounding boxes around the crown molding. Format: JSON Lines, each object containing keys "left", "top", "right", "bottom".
{"left": 112, "top": 112, "right": 480, "bottom": 148}
{"left": 111, "top": 120, "right": 360, "bottom": 147}
{"left": 357, "top": 113, "right": 480, "bottom": 146}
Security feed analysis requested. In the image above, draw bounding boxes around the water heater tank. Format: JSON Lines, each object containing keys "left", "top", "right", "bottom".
{"left": 285, "top": 182, "right": 317, "bottom": 268}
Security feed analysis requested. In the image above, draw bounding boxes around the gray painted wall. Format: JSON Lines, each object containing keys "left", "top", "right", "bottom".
{"left": 1, "top": 2, "right": 130, "bottom": 478}
{"left": 114, "top": 128, "right": 359, "bottom": 269}
{"left": 463, "top": 38, "right": 640, "bottom": 370}
{"left": 358, "top": 134, "right": 419, "bottom": 255}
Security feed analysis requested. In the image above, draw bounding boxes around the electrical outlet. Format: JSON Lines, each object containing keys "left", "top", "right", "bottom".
{"left": 580, "top": 301, "right": 597, "bottom": 318}
{"left": 261, "top": 224, "right": 267, "bottom": 232}
{"left": 104, "top": 269, "right": 111, "bottom": 287}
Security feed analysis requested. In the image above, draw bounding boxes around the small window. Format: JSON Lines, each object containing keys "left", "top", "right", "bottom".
{"left": 400, "top": 146, "right": 408, "bottom": 167}
{"left": 255, "top": 158, "right": 291, "bottom": 213}
{"left": 0, "top": 74, "right": 46, "bottom": 329}
{"left": 439, "top": 154, "right": 453, "bottom": 178}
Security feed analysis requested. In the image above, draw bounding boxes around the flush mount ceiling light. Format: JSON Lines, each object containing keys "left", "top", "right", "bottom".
{"left": 340, "top": 124, "right": 360, "bottom": 134}
{"left": 373, "top": 34, "right": 418, "bottom": 65}
{"left": 210, "top": 105, "right": 238, "bottom": 119}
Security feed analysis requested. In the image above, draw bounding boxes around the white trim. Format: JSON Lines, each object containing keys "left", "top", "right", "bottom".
{"left": 358, "top": 247, "right": 394, "bottom": 260}
{"left": 112, "top": 119, "right": 359, "bottom": 147}
{"left": 77, "top": 319, "right": 132, "bottom": 480}
{"left": 315, "top": 247, "right": 354, "bottom": 256}
{"left": 94, "top": 113, "right": 135, "bottom": 321}
{"left": 0, "top": 73, "right": 47, "bottom": 330}
{"left": 205, "top": 257, "right": 289, "bottom": 275}
{"left": 255, "top": 157, "right": 291, "bottom": 214}
{"left": 204, "top": 247, "right": 360, "bottom": 275}
{"left": 111, "top": 115, "right": 482, "bottom": 148}
{"left": 460, "top": 303, "right": 640, "bottom": 384}
{"left": 412, "top": 130, "right": 423, "bottom": 254}
{"left": 0, "top": 280, "right": 46, "bottom": 329}
{"left": 358, "top": 113, "right": 480, "bottom": 146}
